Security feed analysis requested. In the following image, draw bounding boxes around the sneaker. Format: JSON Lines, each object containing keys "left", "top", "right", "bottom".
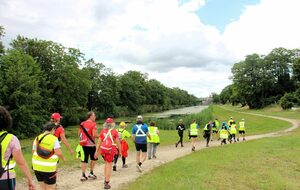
{"left": 148, "top": 157, "right": 151, "bottom": 160}
{"left": 181, "top": 145, "right": 184, "bottom": 147}
{"left": 175, "top": 143, "right": 178, "bottom": 148}
{"left": 192, "top": 147, "right": 195, "bottom": 151}
{"left": 153, "top": 155, "right": 157, "bottom": 159}
{"left": 104, "top": 182, "right": 111, "bottom": 189}
{"left": 113, "top": 165, "right": 117, "bottom": 171}
{"left": 80, "top": 176, "right": 88, "bottom": 181}
{"left": 122, "top": 164, "right": 128, "bottom": 168}
{"left": 136, "top": 165, "right": 142, "bottom": 172}
{"left": 243, "top": 138, "right": 246, "bottom": 141}
{"left": 88, "top": 173, "right": 97, "bottom": 179}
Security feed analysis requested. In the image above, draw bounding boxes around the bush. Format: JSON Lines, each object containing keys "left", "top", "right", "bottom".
{"left": 280, "top": 93, "right": 298, "bottom": 110}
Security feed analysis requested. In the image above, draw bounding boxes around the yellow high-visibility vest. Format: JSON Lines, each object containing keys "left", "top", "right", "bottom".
{"left": 0, "top": 131, "right": 16, "bottom": 175}
{"left": 230, "top": 124, "right": 237, "bottom": 134}
{"left": 239, "top": 122, "right": 245, "bottom": 131}
{"left": 190, "top": 123, "right": 198, "bottom": 136}
{"left": 32, "top": 133, "right": 59, "bottom": 172}
{"left": 220, "top": 129, "right": 228, "bottom": 139}
{"left": 147, "top": 126, "right": 160, "bottom": 143}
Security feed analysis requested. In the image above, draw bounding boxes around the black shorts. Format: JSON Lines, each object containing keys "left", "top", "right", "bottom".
{"left": 135, "top": 143, "right": 147, "bottom": 152}
{"left": 190, "top": 135, "right": 198, "bottom": 138}
{"left": 82, "top": 146, "right": 98, "bottom": 163}
{"left": 239, "top": 130, "right": 245, "bottom": 134}
{"left": 0, "top": 178, "right": 16, "bottom": 190}
{"left": 34, "top": 171, "right": 56, "bottom": 185}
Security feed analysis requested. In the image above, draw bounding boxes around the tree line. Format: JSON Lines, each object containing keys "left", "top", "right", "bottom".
{"left": 212, "top": 47, "right": 300, "bottom": 109}
{"left": 0, "top": 26, "right": 198, "bottom": 138}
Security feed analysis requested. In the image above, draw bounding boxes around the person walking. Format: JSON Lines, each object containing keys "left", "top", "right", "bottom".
{"left": 189, "top": 120, "right": 199, "bottom": 151}
{"left": 211, "top": 118, "right": 219, "bottom": 141}
{"left": 238, "top": 118, "right": 246, "bottom": 141}
{"left": 78, "top": 111, "right": 98, "bottom": 181}
{"left": 147, "top": 121, "right": 160, "bottom": 160}
{"left": 132, "top": 115, "right": 151, "bottom": 172}
{"left": 0, "top": 106, "right": 35, "bottom": 190}
{"left": 229, "top": 121, "right": 237, "bottom": 143}
{"left": 219, "top": 122, "right": 229, "bottom": 145}
{"left": 50, "top": 113, "right": 74, "bottom": 155}
{"left": 95, "top": 118, "right": 121, "bottom": 189}
{"left": 113, "top": 122, "right": 131, "bottom": 171}
{"left": 175, "top": 119, "right": 185, "bottom": 147}
{"left": 203, "top": 121, "right": 212, "bottom": 147}
{"left": 32, "top": 122, "right": 65, "bottom": 190}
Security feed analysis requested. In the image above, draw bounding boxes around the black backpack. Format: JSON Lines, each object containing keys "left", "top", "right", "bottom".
{"left": 0, "top": 132, "right": 9, "bottom": 177}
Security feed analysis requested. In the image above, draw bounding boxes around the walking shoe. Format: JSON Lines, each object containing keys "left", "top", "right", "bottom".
{"left": 122, "top": 164, "right": 128, "bottom": 168}
{"left": 80, "top": 176, "right": 88, "bottom": 181}
{"left": 136, "top": 164, "right": 142, "bottom": 172}
{"left": 148, "top": 157, "right": 151, "bottom": 160}
{"left": 243, "top": 138, "right": 246, "bottom": 141}
{"left": 192, "top": 147, "right": 195, "bottom": 151}
{"left": 237, "top": 138, "right": 239, "bottom": 141}
{"left": 88, "top": 173, "right": 97, "bottom": 179}
{"left": 181, "top": 145, "right": 184, "bottom": 147}
{"left": 153, "top": 155, "right": 157, "bottom": 159}
{"left": 113, "top": 165, "right": 117, "bottom": 171}
{"left": 104, "top": 182, "right": 111, "bottom": 189}
{"left": 175, "top": 143, "right": 178, "bottom": 148}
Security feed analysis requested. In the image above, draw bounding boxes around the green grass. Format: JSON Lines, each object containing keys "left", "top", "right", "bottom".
{"left": 124, "top": 128, "right": 300, "bottom": 190}
{"left": 123, "top": 105, "right": 299, "bottom": 190}
{"left": 212, "top": 105, "right": 291, "bottom": 135}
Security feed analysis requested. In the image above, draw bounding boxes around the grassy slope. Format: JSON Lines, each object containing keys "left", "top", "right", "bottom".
{"left": 124, "top": 105, "right": 300, "bottom": 190}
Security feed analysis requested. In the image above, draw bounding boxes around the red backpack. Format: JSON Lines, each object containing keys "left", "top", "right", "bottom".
{"left": 100, "top": 129, "right": 114, "bottom": 151}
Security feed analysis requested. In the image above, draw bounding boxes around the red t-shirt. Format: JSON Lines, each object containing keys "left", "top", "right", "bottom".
{"left": 99, "top": 129, "right": 118, "bottom": 142}
{"left": 80, "top": 120, "right": 97, "bottom": 146}
{"left": 54, "top": 125, "right": 64, "bottom": 139}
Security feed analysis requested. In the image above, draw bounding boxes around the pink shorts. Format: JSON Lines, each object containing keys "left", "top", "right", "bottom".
{"left": 101, "top": 146, "right": 117, "bottom": 162}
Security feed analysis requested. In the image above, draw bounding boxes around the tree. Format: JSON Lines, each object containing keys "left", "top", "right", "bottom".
{"left": 0, "top": 50, "right": 47, "bottom": 137}
{"left": 0, "top": 26, "right": 5, "bottom": 55}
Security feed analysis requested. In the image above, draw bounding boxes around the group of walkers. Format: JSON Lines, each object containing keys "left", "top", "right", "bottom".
{"left": 175, "top": 117, "right": 247, "bottom": 150}
{"left": 0, "top": 105, "right": 162, "bottom": 190}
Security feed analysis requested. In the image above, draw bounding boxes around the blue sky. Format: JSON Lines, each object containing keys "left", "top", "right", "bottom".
{"left": 196, "top": 0, "right": 260, "bottom": 32}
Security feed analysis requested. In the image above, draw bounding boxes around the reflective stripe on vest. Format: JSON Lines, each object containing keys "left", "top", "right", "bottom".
{"left": 239, "top": 122, "right": 245, "bottom": 131}
{"left": 100, "top": 129, "right": 114, "bottom": 149}
{"left": 0, "top": 131, "right": 16, "bottom": 175}
{"left": 147, "top": 127, "right": 159, "bottom": 143}
{"left": 190, "top": 123, "right": 198, "bottom": 136}
{"left": 32, "top": 133, "right": 58, "bottom": 172}
{"left": 220, "top": 129, "right": 228, "bottom": 139}
{"left": 230, "top": 125, "right": 237, "bottom": 134}
{"left": 135, "top": 124, "right": 146, "bottom": 137}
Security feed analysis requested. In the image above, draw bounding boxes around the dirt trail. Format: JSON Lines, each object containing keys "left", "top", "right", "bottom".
{"left": 17, "top": 114, "right": 299, "bottom": 190}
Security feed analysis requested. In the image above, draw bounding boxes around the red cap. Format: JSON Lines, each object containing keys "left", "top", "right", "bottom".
{"left": 105, "top": 118, "right": 114, "bottom": 124}
{"left": 51, "top": 113, "right": 62, "bottom": 120}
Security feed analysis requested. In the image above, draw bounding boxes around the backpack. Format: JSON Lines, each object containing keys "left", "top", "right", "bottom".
{"left": 100, "top": 129, "right": 114, "bottom": 151}
{"left": 35, "top": 133, "right": 54, "bottom": 159}
{"left": 117, "top": 129, "right": 124, "bottom": 140}
{"left": 0, "top": 132, "right": 9, "bottom": 177}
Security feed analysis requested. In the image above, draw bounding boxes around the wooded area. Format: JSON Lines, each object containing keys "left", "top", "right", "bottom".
{"left": 0, "top": 26, "right": 198, "bottom": 137}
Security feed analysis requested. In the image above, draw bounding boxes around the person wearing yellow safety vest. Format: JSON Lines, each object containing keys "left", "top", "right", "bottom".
{"left": 229, "top": 121, "right": 237, "bottom": 143}
{"left": 203, "top": 121, "right": 212, "bottom": 147}
{"left": 238, "top": 118, "right": 246, "bottom": 141}
{"left": 147, "top": 121, "right": 160, "bottom": 159}
{"left": 211, "top": 118, "right": 219, "bottom": 141}
{"left": 0, "top": 106, "right": 35, "bottom": 190}
{"left": 32, "top": 122, "right": 65, "bottom": 190}
{"left": 189, "top": 120, "right": 200, "bottom": 151}
{"left": 228, "top": 117, "right": 234, "bottom": 127}
{"left": 219, "top": 122, "right": 229, "bottom": 145}
{"left": 112, "top": 121, "right": 131, "bottom": 171}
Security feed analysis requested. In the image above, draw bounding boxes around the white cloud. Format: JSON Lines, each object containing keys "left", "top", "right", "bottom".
{"left": 223, "top": 0, "right": 300, "bottom": 59}
{"left": 2, "top": 0, "right": 299, "bottom": 97}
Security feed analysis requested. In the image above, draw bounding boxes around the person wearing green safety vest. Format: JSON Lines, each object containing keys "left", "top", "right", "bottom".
{"left": 203, "top": 121, "right": 212, "bottom": 147}
{"left": 189, "top": 120, "right": 199, "bottom": 151}
{"left": 229, "top": 121, "right": 237, "bottom": 143}
{"left": 0, "top": 106, "right": 35, "bottom": 190}
{"left": 147, "top": 121, "right": 160, "bottom": 160}
{"left": 228, "top": 117, "right": 234, "bottom": 127}
{"left": 238, "top": 118, "right": 246, "bottom": 141}
{"left": 32, "top": 122, "right": 65, "bottom": 190}
{"left": 211, "top": 118, "right": 219, "bottom": 141}
{"left": 219, "top": 122, "right": 229, "bottom": 145}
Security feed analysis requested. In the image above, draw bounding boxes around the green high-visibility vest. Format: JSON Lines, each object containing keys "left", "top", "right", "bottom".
{"left": 239, "top": 122, "right": 245, "bottom": 131}
{"left": 32, "top": 133, "right": 59, "bottom": 172}
{"left": 214, "top": 120, "right": 220, "bottom": 128}
{"left": 190, "top": 123, "right": 198, "bottom": 136}
{"left": 147, "top": 126, "right": 160, "bottom": 143}
{"left": 230, "top": 124, "right": 237, "bottom": 134}
{"left": 220, "top": 129, "right": 228, "bottom": 139}
{"left": 0, "top": 131, "right": 16, "bottom": 176}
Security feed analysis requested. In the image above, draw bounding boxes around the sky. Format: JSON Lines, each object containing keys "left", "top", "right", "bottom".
{"left": 1, "top": 0, "right": 300, "bottom": 98}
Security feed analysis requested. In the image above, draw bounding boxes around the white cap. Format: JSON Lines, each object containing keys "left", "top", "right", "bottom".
{"left": 242, "top": 118, "right": 245, "bottom": 121}
{"left": 137, "top": 115, "right": 143, "bottom": 120}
